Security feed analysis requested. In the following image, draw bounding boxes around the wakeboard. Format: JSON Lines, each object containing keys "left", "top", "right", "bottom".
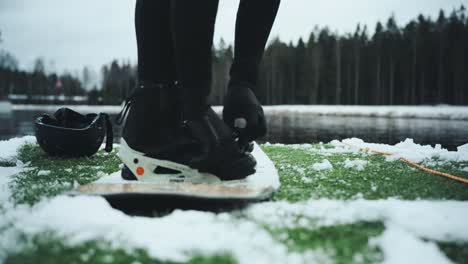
{"left": 70, "top": 143, "right": 280, "bottom": 212}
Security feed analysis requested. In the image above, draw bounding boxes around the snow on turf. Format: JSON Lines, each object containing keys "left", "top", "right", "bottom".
{"left": 334, "top": 138, "right": 468, "bottom": 163}
{"left": 370, "top": 226, "right": 453, "bottom": 264}
{"left": 343, "top": 159, "right": 368, "bottom": 171}
{"left": 311, "top": 159, "right": 333, "bottom": 171}
{"left": 246, "top": 199, "right": 468, "bottom": 242}
{"left": 0, "top": 167, "right": 21, "bottom": 203}
{"left": 1, "top": 136, "right": 468, "bottom": 263}
{"left": 37, "top": 170, "right": 51, "bottom": 176}
{"left": 246, "top": 143, "right": 281, "bottom": 189}
{"left": 0, "top": 137, "right": 36, "bottom": 204}
{"left": 1, "top": 197, "right": 467, "bottom": 264}
{"left": 0, "top": 136, "right": 36, "bottom": 161}
{"left": 0, "top": 196, "right": 325, "bottom": 264}
{"left": 261, "top": 105, "right": 468, "bottom": 120}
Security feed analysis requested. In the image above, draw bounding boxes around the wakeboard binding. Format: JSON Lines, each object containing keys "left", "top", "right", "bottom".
{"left": 116, "top": 81, "right": 257, "bottom": 183}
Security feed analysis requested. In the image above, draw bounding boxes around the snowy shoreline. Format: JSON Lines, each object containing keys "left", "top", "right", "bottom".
{"left": 261, "top": 105, "right": 468, "bottom": 120}
{"left": 12, "top": 104, "right": 468, "bottom": 120}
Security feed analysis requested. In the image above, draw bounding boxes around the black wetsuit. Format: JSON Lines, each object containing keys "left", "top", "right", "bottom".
{"left": 135, "top": 0, "right": 281, "bottom": 115}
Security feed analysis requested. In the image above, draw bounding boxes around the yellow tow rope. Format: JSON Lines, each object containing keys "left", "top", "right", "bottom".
{"left": 346, "top": 144, "right": 468, "bottom": 185}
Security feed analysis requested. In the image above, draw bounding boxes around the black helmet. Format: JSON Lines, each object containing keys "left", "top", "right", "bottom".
{"left": 35, "top": 108, "right": 113, "bottom": 157}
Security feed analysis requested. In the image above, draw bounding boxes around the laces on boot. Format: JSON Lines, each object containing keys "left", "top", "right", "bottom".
{"left": 101, "top": 113, "right": 114, "bottom": 152}
{"left": 115, "top": 83, "right": 168, "bottom": 125}
{"left": 115, "top": 89, "right": 138, "bottom": 126}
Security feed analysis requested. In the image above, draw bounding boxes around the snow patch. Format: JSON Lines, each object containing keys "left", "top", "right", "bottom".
{"left": 335, "top": 138, "right": 468, "bottom": 163}
{"left": 246, "top": 199, "right": 468, "bottom": 242}
{"left": 73, "top": 181, "right": 80, "bottom": 188}
{"left": 288, "top": 165, "right": 306, "bottom": 175}
{"left": 311, "top": 160, "right": 333, "bottom": 171}
{"left": 370, "top": 226, "right": 453, "bottom": 264}
{"left": 301, "top": 177, "right": 312, "bottom": 184}
{"left": 1, "top": 196, "right": 322, "bottom": 264}
{"left": 261, "top": 105, "right": 468, "bottom": 120}
{"left": 343, "top": 159, "right": 368, "bottom": 171}
{"left": 245, "top": 143, "right": 281, "bottom": 190}
{"left": 0, "top": 167, "right": 21, "bottom": 203}
{"left": 0, "top": 136, "right": 36, "bottom": 161}
{"left": 37, "top": 170, "right": 51, "bottom": 176}
{"left": 0, "top": 137, "right": 37, "bottom": 204}
{"left": 96, "top": 171, "right": 107, "bottom": 178}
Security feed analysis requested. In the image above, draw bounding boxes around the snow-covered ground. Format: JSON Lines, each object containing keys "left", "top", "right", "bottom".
{"left": 0, "top": 136, "right": 468, "bottom": 263}
{"left": 334, "top": 138, "right": 468, "bottom": 163}
{"left": 0, "top": 136, "right": 36, "bottom": 161}
{"left": 12, "top": 104, "right": 468, "bottom": 120}
{"left": 1, "top": 196, "right": 466, "bottom": 264}
{"left": 262, "top": 105, "right": 468, "bottom": 120}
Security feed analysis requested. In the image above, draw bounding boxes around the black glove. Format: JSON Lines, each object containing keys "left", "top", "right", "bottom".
{"left": 222, "top": 85, "right": 267, "bottom": 144}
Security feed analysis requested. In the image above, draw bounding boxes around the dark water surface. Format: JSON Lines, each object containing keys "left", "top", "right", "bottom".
{"left": 1, "top": 109, "right": 467, "bottom": 150}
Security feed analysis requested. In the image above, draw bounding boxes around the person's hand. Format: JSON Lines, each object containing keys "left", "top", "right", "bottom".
{"left": 222, "top": 85, "right": 267, "bottom": 144}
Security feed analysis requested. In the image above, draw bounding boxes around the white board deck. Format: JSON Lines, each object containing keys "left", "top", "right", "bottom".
{"left": 73, "top": 143, "right": 280, "bottom": 200}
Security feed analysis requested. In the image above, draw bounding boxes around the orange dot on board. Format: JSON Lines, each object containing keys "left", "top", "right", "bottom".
{"left": 136, "top": 167, "right": 145, "bottom": 176}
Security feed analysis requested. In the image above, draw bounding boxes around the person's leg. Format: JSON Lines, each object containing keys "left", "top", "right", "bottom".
{"left": 223, "top": 0, "right": 280, "bottom": 143}
{"left": 121, "top": 0, "right": 179, "bottom": 153}
{"left": 230, "top": 0, "right": 281, "bottom": 88}
{"left": 170, "top": 0, "right": 219, "bottom": 119}
{"left": 169, "top": 0, "right": 256, "bottom": 179}
{"left": 135, "top": 0, "right": 176, "bottom": 84}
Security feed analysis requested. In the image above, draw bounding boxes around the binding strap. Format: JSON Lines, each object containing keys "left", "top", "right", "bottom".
{"left": 100, "top": 113, "right": 114, "bottom": 152}
{"left": 115, "top": 83, "right": 170, "bottom": 125}
{"left": 115, "top": 90, "right": 137, "bottom": 125}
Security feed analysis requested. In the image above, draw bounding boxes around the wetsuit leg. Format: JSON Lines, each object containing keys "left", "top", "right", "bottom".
{"left": 170, "top": 0, "right": 220, "bottom": 118}
{"left": 230, "top": 0, "right": 281, "bottom": 89}
{"left": 135, "top": 0, "right": 177, "bottom": 84}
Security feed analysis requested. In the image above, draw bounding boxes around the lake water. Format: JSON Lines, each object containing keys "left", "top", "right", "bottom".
{"left": 1, "top": 109, "right": 467, "bottom": 150}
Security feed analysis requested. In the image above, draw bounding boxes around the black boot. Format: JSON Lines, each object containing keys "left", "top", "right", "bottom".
{"left": 117, "top": 82, "right": 256, "bottom": 181}
{"left": 118, "top": 82, "right": 180, "bottom": 152}
{"left": 184, "top": 107, "right": 257, "bottom": 180}
{"left": 174, "top": 78, "right": 257, "bottom": 181}
{"left": 117, "top": 82, "right": 200, "bottom": 180}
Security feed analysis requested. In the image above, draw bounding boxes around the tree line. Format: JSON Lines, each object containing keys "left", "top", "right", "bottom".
{"left": 1, "top": 7, "right": 467, "bottom": 105}
{"left": 0, "top": 31, "right": 86, "bottom": 104}
{"left": 214, "top": 6, "right": 468, "bottom": 105}
{"left": 0, "top": 57, "right": 86, "bottom": 104}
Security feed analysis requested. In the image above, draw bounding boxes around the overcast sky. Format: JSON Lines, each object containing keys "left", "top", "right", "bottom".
{"left": 0, "top": 0, "right": 467, "bottom": 74}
